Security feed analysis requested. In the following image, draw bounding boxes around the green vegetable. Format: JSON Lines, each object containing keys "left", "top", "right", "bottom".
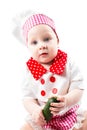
{"left": 42, "top": 97, "right": 60, "bottom": 122}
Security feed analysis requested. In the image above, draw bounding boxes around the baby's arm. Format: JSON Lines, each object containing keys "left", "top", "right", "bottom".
{"left": 65, "top": 88, "right": 83, "bottom": 107}
{"left": 23, "top": 99, "right": 46, "bottom": 126}
{"left": 50, "top": 88, "right": 83, "bottom": 115}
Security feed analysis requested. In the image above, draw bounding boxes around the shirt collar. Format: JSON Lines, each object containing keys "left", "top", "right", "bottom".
{"left": 26, "top": 49, "right": 67, "bottom": 80}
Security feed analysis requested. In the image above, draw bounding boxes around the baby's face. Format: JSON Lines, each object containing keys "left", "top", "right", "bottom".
{"left": 27, "top": 24, "right": 59, "bottom": 65}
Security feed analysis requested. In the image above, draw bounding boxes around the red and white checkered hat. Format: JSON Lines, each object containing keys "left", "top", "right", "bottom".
{"left": 22, "top": 14, "right": 58, "bottom": 43}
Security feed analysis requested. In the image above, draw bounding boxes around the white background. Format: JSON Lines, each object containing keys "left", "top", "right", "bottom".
{"left": 0, "top": 0, "right": 87, "bottom": 129}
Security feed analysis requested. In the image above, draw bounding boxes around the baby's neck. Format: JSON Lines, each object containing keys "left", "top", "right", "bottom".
{"left": 41, "top": 61, "right": 53, "bottom": 70}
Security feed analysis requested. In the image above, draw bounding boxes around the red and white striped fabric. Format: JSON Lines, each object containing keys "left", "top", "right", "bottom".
{"left": 43, "top": 105, "right": 79, "bottom": 130}
{"left": 22, "top": 14, "right": 58, "bottom": 42}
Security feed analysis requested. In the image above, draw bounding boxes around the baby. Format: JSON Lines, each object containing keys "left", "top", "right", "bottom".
{"left": 14, "top": 12, "right": 87, "bottom": 130}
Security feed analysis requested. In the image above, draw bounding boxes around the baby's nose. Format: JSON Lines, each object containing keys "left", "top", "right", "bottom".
{"left": 39, "top": 44, "right": 47, "bottom": 50}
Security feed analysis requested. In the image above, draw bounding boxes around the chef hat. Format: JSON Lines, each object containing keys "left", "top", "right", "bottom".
{"left": 22, "top": 13, "right": 58, "bottom": 43}
{"left": 12, "top": 10, "right": 58, "bottom": 45}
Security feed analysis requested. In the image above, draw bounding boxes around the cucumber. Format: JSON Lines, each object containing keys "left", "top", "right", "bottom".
{"left": 42, "top": 97, "right": 59, "bottom": 122}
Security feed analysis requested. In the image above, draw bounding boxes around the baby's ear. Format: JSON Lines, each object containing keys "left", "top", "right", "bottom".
{"left": 57, "top": 38, "right": 59, "bottom": 46}
{"left": 57, "top": 37, "right": 59, "bottom": 43}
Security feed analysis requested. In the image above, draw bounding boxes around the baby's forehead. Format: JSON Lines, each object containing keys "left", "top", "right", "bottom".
{"left": 27, "top": 24, "right": 55, "bottom": 37}
{"left": 29, "top": 24, "right": 54, "bottom": 32}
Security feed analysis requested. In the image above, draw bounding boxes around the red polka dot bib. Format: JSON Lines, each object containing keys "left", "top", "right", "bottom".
{"left": 26, "top": 49, "right": 67, "bottom": 80}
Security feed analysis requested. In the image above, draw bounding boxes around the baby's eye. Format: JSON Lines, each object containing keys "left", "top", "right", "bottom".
{"left": 44, "top": 37, "right": 50, "bottom": 42}
{"left": 31, "top": 40, "right": 37, "bottom": 45}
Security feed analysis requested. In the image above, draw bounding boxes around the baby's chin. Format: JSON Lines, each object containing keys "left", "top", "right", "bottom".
{"left": 39, "top": 60, "right": 53, "bottom": 65}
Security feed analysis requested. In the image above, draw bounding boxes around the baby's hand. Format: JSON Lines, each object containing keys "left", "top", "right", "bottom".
{"left": 50, "top": 96, "right": 67, "bottom": 115}
{"left": 32, "top": 107, "right": 46, "bottom": 126}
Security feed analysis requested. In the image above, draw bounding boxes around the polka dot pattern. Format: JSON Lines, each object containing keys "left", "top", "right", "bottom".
{"left": 26, "top": 58, "right": 47, "bottom": 80}
{"left": 50, "top": 50, "right": 67, "bottom": 74}
{"left": 26, "top": 50, "right": 67, "bottom": 80}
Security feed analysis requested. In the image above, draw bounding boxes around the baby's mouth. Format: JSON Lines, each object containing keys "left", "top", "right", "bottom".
{"left": 40, "top": 53, "right": 48, "bottom": 56}
{"left": 41, "top": 52, "right": 48, "bottom": 55}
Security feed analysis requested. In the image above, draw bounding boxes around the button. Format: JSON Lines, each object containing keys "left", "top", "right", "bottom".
{"left": 41, "top": 90, "right": 46, "bottom": 96}
{"left": 52, "top": 88, "right": 58, "bottom": 94}
{"left": 50, "top": 76, "right": 56, "bottom": 82}
{"left": 40, "top": 78, "right": 45, "bottom": 84}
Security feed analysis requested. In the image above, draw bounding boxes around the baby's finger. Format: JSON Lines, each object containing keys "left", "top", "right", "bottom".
{"left": 51, "top": 102, "right": 65, "bottom": 108}
{"left": 50, "top": 106, "right": 59, "bottom": 112}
